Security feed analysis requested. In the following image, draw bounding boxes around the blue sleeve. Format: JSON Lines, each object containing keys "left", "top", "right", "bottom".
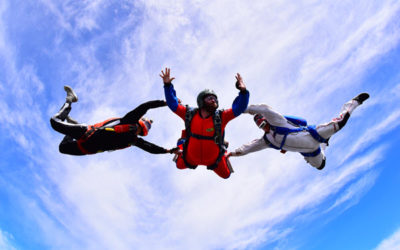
{"left": 163, "top": 84, "right": 179, "bottom": 112}
{"left": 232, "top": 90, "right": 250, "bottom": 117}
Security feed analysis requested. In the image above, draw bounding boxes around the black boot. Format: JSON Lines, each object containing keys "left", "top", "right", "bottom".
{"left": 353, "top": 93, "right": 369, "bottom": 105}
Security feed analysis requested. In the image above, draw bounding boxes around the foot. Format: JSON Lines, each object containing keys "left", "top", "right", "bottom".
{"left": 64, "top": 85, "right": 78, "bottom": 103}
{"left": 352, "top": 93, "right": 369, "bottom": 105}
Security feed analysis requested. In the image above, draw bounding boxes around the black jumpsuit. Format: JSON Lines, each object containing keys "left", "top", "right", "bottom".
{"left": 50, "top": 100, "right": 169, "bottom": 155}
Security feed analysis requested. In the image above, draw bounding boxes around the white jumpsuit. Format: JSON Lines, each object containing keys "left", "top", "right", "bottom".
{"left": 231, "top": 98, "right": 362, "bottom": 168}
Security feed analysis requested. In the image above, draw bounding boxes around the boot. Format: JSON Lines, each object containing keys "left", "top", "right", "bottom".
{"left": 352, "top": 93, "right": 369, "bottom": 105}
{"left": 64, "top": 85, "right": 78, "bottom": 103}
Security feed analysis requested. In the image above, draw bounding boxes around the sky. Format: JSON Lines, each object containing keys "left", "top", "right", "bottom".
{"left": 0, "top": 0, "right": 400, "bottom": 249}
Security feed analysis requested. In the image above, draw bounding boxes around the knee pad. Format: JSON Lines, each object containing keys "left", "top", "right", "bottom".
{"left": 337, "top": 112, "right": 350, "bottom": 130}
{"left": 317, "top": 157, "right": 326, "bottom": 170}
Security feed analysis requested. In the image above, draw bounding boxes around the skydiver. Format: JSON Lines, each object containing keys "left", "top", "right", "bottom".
{"left": 228, "top": 93, "right": 370, "bottom": 170}
{"left": 160, "top": 67, "right": 249, "bottom": 179}
{"left": 50, "top": 86, "right": 178, "bottom": 155}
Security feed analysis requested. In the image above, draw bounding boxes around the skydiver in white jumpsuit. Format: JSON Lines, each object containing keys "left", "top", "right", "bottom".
{"left": 228, "top": 93, "right": 369, "bottom": 170}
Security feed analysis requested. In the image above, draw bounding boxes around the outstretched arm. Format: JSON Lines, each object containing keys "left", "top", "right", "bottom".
{"left": 231, "top": 73, "right": 250, "bottom": 116}
{"left": 229, "top": 138, "right": 269, "bottom": 157}
{"left": 134, "top": 138, "right": 178, "bottom": 154}
{"left": 120, "top": 100, "right": 167, "bottom": 124}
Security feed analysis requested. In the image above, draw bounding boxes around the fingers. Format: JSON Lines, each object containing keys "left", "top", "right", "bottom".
{"left": 160, "top": 68, "right": 174, "bottom": 80}
{"left": 160, "top": 68, "right": 170, "bottom": 77}
{"left": 235, "top": 73, "right": 241, "bottom": 80}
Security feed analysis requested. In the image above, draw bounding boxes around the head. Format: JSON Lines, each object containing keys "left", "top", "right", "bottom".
{"left": 254, "top": 114, "right": 270, "bottom": 132}
{"left": 138, "top": 117, "right": 152, "bottom": 136}
{"left": 197, "top": 89, "right": 218, "bottom": 112}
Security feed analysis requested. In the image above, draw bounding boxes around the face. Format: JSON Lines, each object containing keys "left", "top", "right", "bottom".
{"left": 262, "top": 125, "right": 270, "bottom": 133}
{"left": 136, "top": 124, "right": 142, "bottom": 135}
{"left": 203, "top": 95, "right": 218, "bottom": 111}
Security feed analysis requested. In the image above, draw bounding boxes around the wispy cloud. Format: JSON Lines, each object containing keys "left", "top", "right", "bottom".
{"left": 0, "top": 230, "right": 16, "bottom": 250}
{"left": 342, "top": 108, "right": 400, "bottom": 163}
{"left": 327, "top": 169, "right": 379, "bottom": 212}
{"left": 375, "top": 228, "right": 400, "bottom": 250}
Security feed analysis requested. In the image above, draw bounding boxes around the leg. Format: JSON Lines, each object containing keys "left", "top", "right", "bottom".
{"left": 175, "top": 156, "right": 188, "bottom": 169}
{"left": 59, "top": 135, "right": 85, "bottom": 155}
{"left": 174, "top": 144, "right": 187, "bottom": 169}
{"left": 303, "top": 149, "right": 326, "bottom": 170}
{"left": 50, "top": 101, "right": 87, "bottom": 139}
{"left": 316, "top": 93, "right": 369, "bottom": 140}
{"left": 213, "top": 155, "right": 232, "bottom": 179}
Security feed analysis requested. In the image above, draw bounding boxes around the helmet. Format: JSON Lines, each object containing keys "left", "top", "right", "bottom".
{"left": 138, "top": 117, "right": 152, "bottom": 136}
{"left": 197, "top": 89, "right": 218, "bottom": 108}
{"left": 254, "top": 114, "right": 268, "bottom": 129}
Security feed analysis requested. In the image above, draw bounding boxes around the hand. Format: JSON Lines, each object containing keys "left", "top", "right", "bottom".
{"left": 158, "top": 100, "right": 167, "bottom": 106}
{"left": 228, "top": 151, "right": 241, "bottom": 157}
{"left": 160, "top": 67, "right": 175, "bottom": 85}
{"left": 235, "top": 73, "right": 246, "bottom": 92}
{"left": 168, "top": 147, "right": 182, "bottom": 154}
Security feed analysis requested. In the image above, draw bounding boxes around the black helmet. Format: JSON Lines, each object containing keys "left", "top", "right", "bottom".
{"left": 197, "top": 89, "right": 218, "bottom": 108}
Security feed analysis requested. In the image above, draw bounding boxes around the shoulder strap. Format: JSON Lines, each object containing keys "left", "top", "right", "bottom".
{"left": 182, "top": 106, "right": 199, "bottom": 169}
{"left": 212, "top": 109, "right": 223, "bottom": 144}
{"left": 207, "top": 109, "right": 227, "bottom": 170}
{"left": 184, "top": 106, "right": 197, "bottom": 138}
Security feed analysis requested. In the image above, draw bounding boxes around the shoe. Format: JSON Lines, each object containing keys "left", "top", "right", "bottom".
{"left": 64, "top": 85, "right": 78, "bottom": 103}
{"left": 66, "top": 116, "right": 78, "bottom": 124}
{"left": 352, "top": 93, "right": 369, "bottom": 105}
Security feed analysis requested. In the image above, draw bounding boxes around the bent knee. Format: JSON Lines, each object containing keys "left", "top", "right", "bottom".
{"left": 219, "top": 173, "right": 231, "bottom": 179}
{"left": 58, "top": 143, "right": 69, "bottom": 154}
{"left": 50, "top": 117, "right": 58, "bottom": 129}
{"left": 214, "top": 170, "right": 231, "bottom": 179}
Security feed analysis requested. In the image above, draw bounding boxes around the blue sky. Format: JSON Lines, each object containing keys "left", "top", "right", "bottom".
{"left": 0, "top": 1, "right": 400, "bottom": 249}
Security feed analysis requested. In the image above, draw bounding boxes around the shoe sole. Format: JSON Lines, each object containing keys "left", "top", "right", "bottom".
{"left": 353, "top": 93, "right": 369, "bottom": 104}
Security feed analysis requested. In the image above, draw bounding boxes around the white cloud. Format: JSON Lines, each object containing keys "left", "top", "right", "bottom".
{"left": 342, "top": 109, "right": 400, "bottom": 163}
{"left": 0, "top": 230, "right": 15, "bottom": 250}
{"left": 328, "top": 170, "right": 379, "bottom": 212}
{"left": 1, "top": 0, "right": 400, "bottom": 249}
{"left": 375, "top": 228, "right": 400, "bottom": 250}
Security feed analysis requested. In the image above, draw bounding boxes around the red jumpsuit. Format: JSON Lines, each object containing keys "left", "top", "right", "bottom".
{"left": 164, "top": 83, "right": 249, "bottom": 178}
{"left": 174, "top": 105, "right": 235, "bottom": 178}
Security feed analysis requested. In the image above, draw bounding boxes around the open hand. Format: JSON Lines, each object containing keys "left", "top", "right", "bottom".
{"left": 160, "top": 67, "right": 175, "bottom": 85}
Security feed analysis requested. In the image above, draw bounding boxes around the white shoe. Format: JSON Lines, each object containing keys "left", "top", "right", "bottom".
{"left": 64, "top": 85, "right": 78, "bottom": 103}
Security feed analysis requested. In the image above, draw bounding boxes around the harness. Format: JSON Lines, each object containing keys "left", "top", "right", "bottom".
{"left": 182, "top": 107, "right": 226, "bottom": 170}
{"left": 262, "top": 115, "right": 328, "bottom": 157}
{"left": 76, "top": 118, "right": 139, "bottom": 154}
